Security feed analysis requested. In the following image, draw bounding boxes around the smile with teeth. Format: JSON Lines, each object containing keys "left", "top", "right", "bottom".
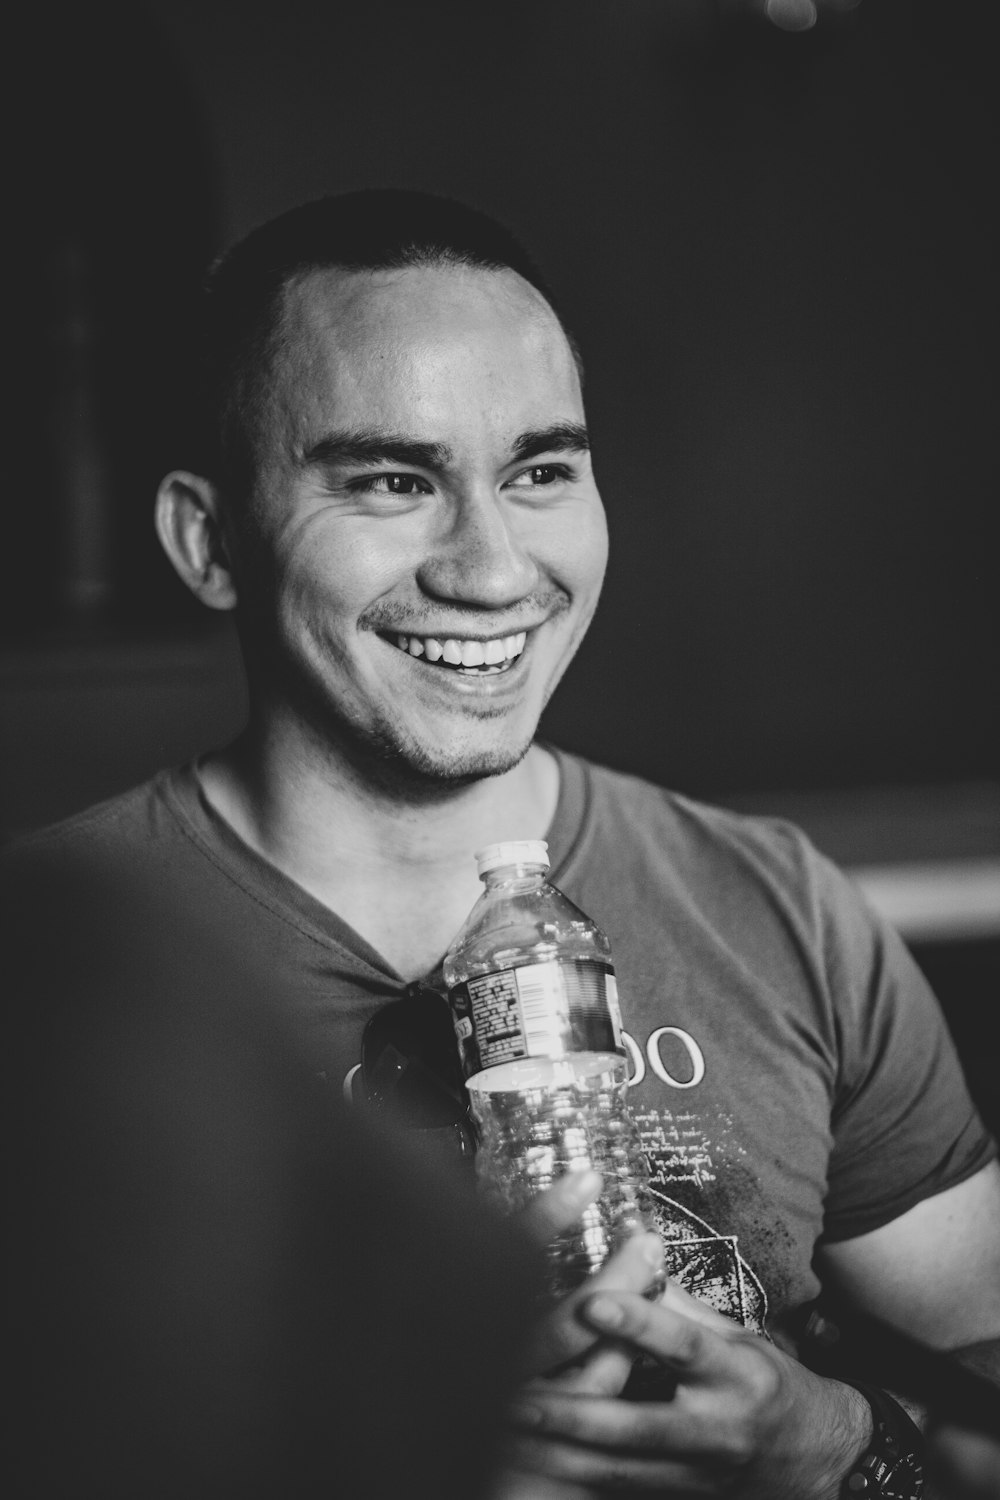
{"left": 388, "top": 630, "right": 527, "bottom": 674}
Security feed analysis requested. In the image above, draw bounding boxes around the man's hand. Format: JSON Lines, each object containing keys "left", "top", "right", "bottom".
{"left": 505, "top": 1280, "right": 873, "bottom": 1498}
{"left": 514, "top": 1169, "right": 667, "bottom": 1382}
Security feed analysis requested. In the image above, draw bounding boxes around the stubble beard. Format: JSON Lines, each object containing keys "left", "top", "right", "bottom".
{"left": 272, "top": 653, "right": 541, "bottom": 804}
{"left": 247, "top": 590, "right": 580, "bottom": 802}
{"left": 338, "top": 708, "right": 538, "bottom": 803}
{"left": 345, "top": 589, "right": 580, "bottom": 796}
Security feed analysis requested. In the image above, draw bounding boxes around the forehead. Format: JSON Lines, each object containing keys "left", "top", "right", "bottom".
{"left": 264, "top": 263, "right": 582, "bottom": 453}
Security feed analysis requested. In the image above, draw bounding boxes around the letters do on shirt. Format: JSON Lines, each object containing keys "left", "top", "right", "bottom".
{"left": 622, "top": 1026, "right": 706, "bottom": 1090}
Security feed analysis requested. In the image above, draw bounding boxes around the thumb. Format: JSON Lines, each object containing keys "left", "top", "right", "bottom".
{"left": 515, "top": 1169, "right": 602, "bottom": 1247}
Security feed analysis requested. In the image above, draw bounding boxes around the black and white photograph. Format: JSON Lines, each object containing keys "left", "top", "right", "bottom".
{"left": 5, "top": 4, "right": 999, "bottom": 1496}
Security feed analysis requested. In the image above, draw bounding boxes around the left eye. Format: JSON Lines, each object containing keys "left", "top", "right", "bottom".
{"left": 352, "top": 474, "right": 430, "bottom": 495}
{"left": 510, "top": 464, "right": 568, "bottom": 488}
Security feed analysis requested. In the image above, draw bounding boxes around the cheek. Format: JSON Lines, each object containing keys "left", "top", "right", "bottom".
{"left": 280, "top": 524, "right": 417, "bottom": 619}
{"left": 556, "top": 504, "right": 609, "bottom": 598}
{"left": 337, "top": 529, "right": 420, "bottom": 597}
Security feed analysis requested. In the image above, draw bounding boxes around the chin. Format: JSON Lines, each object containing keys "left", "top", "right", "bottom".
{"left": 365, "top": 725, "right": 535, "bottom": 793}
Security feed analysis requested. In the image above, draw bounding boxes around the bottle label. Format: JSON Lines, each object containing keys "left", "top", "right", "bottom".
{"left": 449, "top": 959, "right": 622, "bottom": 1076}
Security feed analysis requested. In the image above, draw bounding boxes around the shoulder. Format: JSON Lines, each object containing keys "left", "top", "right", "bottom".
{"left": 1, "top": 766, "right": 224, "bottom": 1001}
{"left": 0, "top": 768, "right": 193, "bottom": 883}
{"left": 559, "top": 747, "right": 826, "bottom": 884}
{"left": 552, "top": 747, "right": 886, "bottom": 980}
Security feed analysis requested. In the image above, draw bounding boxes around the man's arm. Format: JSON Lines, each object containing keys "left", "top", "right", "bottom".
{"left": 500, "top": 1162, "right": 1000, "bottom": 1498}
{"left": 817, "top": 1161, "right": 1000, "bottom": 1381}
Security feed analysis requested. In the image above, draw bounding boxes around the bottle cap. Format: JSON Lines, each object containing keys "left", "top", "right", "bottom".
{"left": 474, "top": 839, "right": 550, "bottom": 876}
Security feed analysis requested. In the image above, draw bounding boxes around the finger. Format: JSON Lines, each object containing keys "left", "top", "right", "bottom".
{"left": 516, "top": 1169, "right": 602, "bottom": 1246}
{"left": 520, "top": 1233, "right": 665, "bottom": 1376}
{"left": 503, "top": 1437, "right": 708, "bottom": 1493}
{"left": 508, "top": 1374, "right": 761, "bottom": 1479}
{"left": 511, "top": 1389, "right": 687, "bottom": 1452}
{"left": 485, "top": 1465, "right": 597, "bottom": 1500}
{"left": 503, "top": 1414, "right": 712, "bottom": 1494}
{"left": 535, "top": 1339, "right": 636, "bottom": 1397}
{"left": 656, "top": 1275, "right": 745, "bottom": 1337}
{"left": 579, "top": 1291, "right": 728, "bottom": 1377}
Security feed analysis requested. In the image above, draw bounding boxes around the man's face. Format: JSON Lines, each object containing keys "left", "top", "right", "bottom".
{"left": 233, "top": 262, "right": 608, "bottom": 786}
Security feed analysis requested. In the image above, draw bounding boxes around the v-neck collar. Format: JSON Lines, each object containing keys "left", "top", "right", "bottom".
{"left": 159, "top": 743, "right": 591, "bottom": 985}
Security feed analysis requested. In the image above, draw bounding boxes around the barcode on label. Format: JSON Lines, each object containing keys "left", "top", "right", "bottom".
{"left": 513, "top": 961, "right": 566, "bottom": 1052}
{"left": 510, "top": 959, "right": 618, "bottom": 1059}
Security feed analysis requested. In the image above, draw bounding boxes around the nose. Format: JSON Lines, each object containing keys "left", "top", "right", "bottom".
{"left": 416, "top": 489, "right": 540, "bottom": 608}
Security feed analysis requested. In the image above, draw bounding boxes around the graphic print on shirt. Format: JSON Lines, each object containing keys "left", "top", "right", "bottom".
{"left": 623, "top": 1025, "right": 768, "bottom": 1334}
{"left": 343, "top": 1016, "right": 770, "bottom": 1335}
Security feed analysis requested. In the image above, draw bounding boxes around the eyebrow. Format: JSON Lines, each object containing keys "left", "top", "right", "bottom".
{"left": 301, "top": 431, "right": 452, "bottom": 470}
{"left": 510, "top": 423, "right": 590, "bottom": 461}
{"left": 300, "top": 421, "right": 590, "bottom": 473}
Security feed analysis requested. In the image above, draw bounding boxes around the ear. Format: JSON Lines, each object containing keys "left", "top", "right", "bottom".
{"left": 155, "top": 471, "right": 238, "bottom": 611}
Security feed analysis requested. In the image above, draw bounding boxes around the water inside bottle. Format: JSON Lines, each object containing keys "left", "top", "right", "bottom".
{"left": 444, "top": 872, "right": 663, "bottom": 1300}
{"left": 467, "top": 1053, "right": 659, "bottom": 1294}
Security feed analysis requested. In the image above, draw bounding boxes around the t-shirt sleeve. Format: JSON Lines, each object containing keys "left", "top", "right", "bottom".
{"left": 816, "top": 852, "right": 996, "bottom": 1243}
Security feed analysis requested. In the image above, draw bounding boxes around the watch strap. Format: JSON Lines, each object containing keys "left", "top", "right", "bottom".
{"left": 840, "top": 1382, "right": 924, "bottom": 1498}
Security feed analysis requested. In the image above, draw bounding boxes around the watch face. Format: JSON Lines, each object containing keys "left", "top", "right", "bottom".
{"left": 845, "top": 1450, "right": 923, "bottom": 1497}
{"left": 841, "top": 1385, "right": 924, "bottom": 1499}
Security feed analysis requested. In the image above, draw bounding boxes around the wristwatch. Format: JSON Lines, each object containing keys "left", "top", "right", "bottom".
{"left": 840, "top": 1383, "right": 924, "bottom": 1498}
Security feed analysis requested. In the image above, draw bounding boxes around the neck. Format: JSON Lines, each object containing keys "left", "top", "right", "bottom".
{"left": 198, "top": 718, "right": 560, "bottom": 980}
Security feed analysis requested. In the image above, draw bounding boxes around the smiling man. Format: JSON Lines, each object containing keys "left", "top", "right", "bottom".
{"left": 6, "top": 190, "right": 999, "bottom": 1499}
{"left": 203, "top": 262, "right": 603, "bottom": 786}
{"left": 153, "top": 226, "right": 607, "bottom": 977}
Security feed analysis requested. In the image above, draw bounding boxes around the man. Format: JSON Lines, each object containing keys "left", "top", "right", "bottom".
{"left": 6, "top": 189, "right": 999, "bottom": 1497}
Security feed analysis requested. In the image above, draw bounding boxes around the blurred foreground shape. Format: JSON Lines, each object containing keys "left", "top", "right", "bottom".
{"left": 5, "top": 850, "right": 540, "bottom": 1499}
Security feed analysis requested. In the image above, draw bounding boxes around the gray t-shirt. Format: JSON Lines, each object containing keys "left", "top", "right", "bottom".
{"left": 5, "top": 747, "right": 993, "bottom": 1353}
{"left": 543, "top": 751, "right": 994, "bottom": 1347}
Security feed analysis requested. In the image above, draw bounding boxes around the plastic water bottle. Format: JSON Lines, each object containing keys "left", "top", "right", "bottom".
{"left": 443, "top": 839, "right": 663, "bottom": 1300}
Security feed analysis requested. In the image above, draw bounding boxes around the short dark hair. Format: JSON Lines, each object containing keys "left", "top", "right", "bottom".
{"left": 197, "top": 188, "right": 579, "bottom": 488}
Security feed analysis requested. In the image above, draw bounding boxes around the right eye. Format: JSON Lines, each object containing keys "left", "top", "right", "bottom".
{"left": 348, "top": 473, "right": 432, "bottom": 496}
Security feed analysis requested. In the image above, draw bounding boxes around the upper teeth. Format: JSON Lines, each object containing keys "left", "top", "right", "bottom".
{"left": 392, "top": 631, "right": 526, "bottom": 667}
